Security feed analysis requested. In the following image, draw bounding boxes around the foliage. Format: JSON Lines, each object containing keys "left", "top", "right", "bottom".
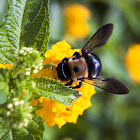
{"left": 0, "top": 116, "right": 45, "bottom": 140}
{"left": 0, "top": 0, "right": 80, "bottom": 139}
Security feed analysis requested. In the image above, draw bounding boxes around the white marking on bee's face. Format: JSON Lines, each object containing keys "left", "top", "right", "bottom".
{"left": 68, "top": 57, "right": 88, "bottom": 81}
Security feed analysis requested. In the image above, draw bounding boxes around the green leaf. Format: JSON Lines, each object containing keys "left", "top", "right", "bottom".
{"left": 0, "top": 117, "right": 12, "bottom": 140}
{"left": 0, "top": 0, "right": 23, "bottom": 64}
{"left": 0, "top": 69, "right": 10, "bottom": 96}
{"left": 25, "top": 116, "right": 46, "bottom": 140}
{"left": 21, "top": 0, "right": 43, "bottom": 30}
{"left": 0, "top": 0, "right": 8, "bottom": 26}
{"left": 0, "top": 117, "right": 9, "bottom": 140}
{"left": 12, "top": 116, "right": 45, "bottom": 140}
{"left": 0, "top": 0, "right": 50, "bottom": 64}
{"left": 0, "top": 117, "right": 33, "bottom": 140}
{"left": 21, "top": 0, "right": 50, "bottom": 55}
{"left": 0, "top": 116, "right": 45, "bottom": 140}
{"left": 0, "top": 23, "right": 17, "bottom": 64}
{"left": 33, "top": 77, "right": 80, "bottom": 105}
{"left": 0, "top": 68, "right": 10, "bottom": 83}
{"left": 0, "top": 92, "right": 7, "bottom": 105}
{"left": 12, "top": 128, "right": 33, "bottom": 140}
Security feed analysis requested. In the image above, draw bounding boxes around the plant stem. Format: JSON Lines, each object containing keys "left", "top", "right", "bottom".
{"left": 11, "top": 65, "right": 22, "bottom": 79}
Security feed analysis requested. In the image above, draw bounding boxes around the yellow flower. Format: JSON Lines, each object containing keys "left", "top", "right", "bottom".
{"left": 32, "top": 40, "right": 96, "bottom": 128}
{"left": 0, "top": 63, "right": 13, "bottom": 69}
{"left": 64, "top": 3, "right": 91, "bottom": 40}
{"left": 125, "top": 44, "right": 140, "bottom": 84}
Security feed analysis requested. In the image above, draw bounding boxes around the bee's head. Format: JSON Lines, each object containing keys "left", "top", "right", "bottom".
{"left": 56, "top": 58, "right": 71, "bottom": 81}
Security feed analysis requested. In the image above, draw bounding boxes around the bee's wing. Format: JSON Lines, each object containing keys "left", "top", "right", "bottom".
{"left": 81, "top": 23, "right": 114, "bottom": 53}
{"left": 83, "top": 78, "right": 129, "bottom": 94}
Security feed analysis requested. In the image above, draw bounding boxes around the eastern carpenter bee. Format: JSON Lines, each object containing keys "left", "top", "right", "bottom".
{"left": 56, "top": 24, "right": 129, "bottom": 94}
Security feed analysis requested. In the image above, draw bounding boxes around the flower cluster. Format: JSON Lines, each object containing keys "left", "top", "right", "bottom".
{"left": 0, "top": 41, "right": 95, "bottom": 128}
{"left": 4, "top": 98, "right": 32, "bottom": 128}
{"left": 64, "top": 3, "right": 91, "bottom": 40}
{"left": 125, "top": 44, "right": 140, "bottom": 84}
{"left": 19, "top": 47, "right": 43, "bottom": 75}
{"left": 32, "top": 40, "right": 96, "bottom": 128}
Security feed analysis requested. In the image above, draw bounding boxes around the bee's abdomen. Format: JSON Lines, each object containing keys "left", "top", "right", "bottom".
{"left": 86, "top": 53, "right": 102, "bottom": 78}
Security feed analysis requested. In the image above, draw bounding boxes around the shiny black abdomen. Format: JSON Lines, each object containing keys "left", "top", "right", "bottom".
{"left": 84, "top": 53, "right": 102, "bottom": 78}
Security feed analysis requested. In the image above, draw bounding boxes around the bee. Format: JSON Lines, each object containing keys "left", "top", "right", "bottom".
{"left": 56, "top": 24, "right": 129, "bottom": 94}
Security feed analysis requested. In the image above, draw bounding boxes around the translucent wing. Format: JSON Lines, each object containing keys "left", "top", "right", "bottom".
{"left": 83, "top": 78, "right": 129, "bottom": 94}
{"left": 81, "top": 24, "right": 114, "bottom": 53}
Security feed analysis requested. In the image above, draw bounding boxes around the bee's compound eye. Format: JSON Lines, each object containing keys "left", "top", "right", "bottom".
{"left": 73, "top": 66, "right": 81, "bottom": 73}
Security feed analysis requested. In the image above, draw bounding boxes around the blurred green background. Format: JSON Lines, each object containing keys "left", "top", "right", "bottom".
{"left": 45, "top": 0, "right": 140, "bottom": 140}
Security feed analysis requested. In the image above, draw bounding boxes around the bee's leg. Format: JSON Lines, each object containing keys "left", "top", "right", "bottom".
{"left": 72, "top": 82, "right": 82, "bottom": 89}
{"left": 73, "top": 52, "right": 81, "bottom": 58}
{"left": 66, "top": 80, "right": 82, "bottom": 89}
{"left": 65, "top": 79, "right": 73, "bottom": 86}
{"left": 62, "top": 58, "right": 69, "bottom": 62}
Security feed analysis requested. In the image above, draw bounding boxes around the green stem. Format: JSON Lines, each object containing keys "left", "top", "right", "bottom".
{"left": 11, "top": 65, "right": 22, "bottom": 79}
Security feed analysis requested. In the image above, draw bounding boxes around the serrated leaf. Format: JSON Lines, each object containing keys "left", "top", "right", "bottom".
{"left": 12, "top": 127, "right": 33, "bottom": 140}
{"left": 20, "top": 0, "right": 43, "bottom": 30}
{"left": 0, "top": 23, "right": 17, "bottom": 64}
{"left": 25, "top": 116, "right": 45, "bottom": 140}
{"left": 21, "top": 0, "right": 50, "bottom": 55}
{"left": 0, "top": 116, "right": 45, "bottom": 140}
{"left": 33, "top": 0, "right": 50, "bottom": 54}
{"left": 12, "top": 116, "right": 45, "bottom": 140}
{"left": 0, "top": 117, "right": 33, "bottom": 140}
{"left": 33, "top": 77, "right": 80, "bottom": 105}
{"left": 0, "top": 0, "right": 50, "bottom": 64}
{"left": 0, "top": 117, "right": 12, "bottom": 140}
{"left": 0, "top": 0, "right": 24, "bottom": 64}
